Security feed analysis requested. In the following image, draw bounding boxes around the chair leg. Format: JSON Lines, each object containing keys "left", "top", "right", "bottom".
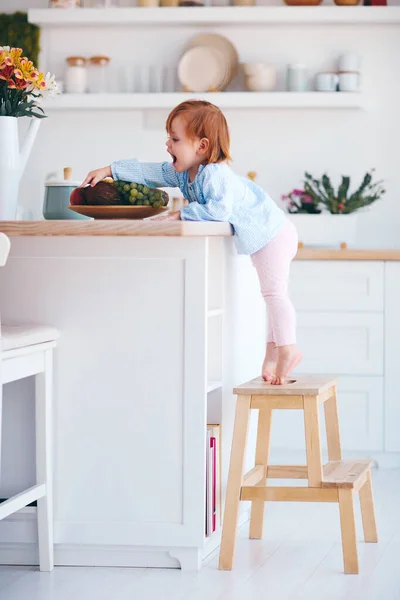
{"left": 249, "top": 407, "right": 272, "bottom": 540}
{"left": 338, "top": 488, "right": 359, "bottom": 574}
{"left": 324, "top": 387, "right": 342, "bottom": 461}
{"left": 35, "top": 349, "right": 54, "bottom": 572}
{"left": 303, "top": 395, "right": 323, "bottom": 487}
{"left": 359, "top": 470, "right": 378, "bottom": 543}
{"left": 219, "top": 394, "right": 251, "bottom": 571}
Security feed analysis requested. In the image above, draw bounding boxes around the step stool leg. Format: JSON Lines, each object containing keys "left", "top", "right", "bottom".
{"left": 219, "top": 394, "right": 251, "bottom": 571}
{"left": 359, "top": 470, "right": 378, "bottom": 543}
{"left": 249, "top": 407, "right": 272, "bottom": 540}
{"left": 35, "top": 349, "right": 54, "bottom": 572}
{"left": 338, "top": 489, "right": 359, "bottom": 574}
{"left": 303, "top": 395, "right": 323, "bottom": 487}
{"left": 324, "top": 386, "right": 342, "bottom": 461}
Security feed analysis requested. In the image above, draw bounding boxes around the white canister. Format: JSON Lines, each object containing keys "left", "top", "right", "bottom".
{"left": 338, "top": 53, "right": 361, "bottom": 73}
{"left": 65, "top": 56, "right": 87, "bottom": 94}
{"left": 315, "top": 72, "right": 339, "bottom": 92}
{"left": 339, "top": 72, "right": 360, "bottom": 92}
{"left": 287, "top": 64, "right": 308, "bottom": 92}
{"left": 244, "top": 64, "right": 276, "bottom": 92}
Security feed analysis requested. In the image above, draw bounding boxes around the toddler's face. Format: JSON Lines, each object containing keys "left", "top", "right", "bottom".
{"left": 166, "top": 117, "right": 201, "bottom": 173}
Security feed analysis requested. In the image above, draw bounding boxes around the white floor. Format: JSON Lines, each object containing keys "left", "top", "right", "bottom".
{"left": 0, "top": 469, "right": 399, "bottom": 600}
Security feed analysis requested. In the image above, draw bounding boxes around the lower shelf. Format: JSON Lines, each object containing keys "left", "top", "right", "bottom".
{"left": 42, "top": 92, "right": 366, "bottom": 111}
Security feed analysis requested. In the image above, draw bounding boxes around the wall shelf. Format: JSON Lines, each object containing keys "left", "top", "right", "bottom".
{"left": 42, "top": 92, "right": 366, "bottom": 110}
{"left": 28, "top": 7, "right": 400, "bottom": 27}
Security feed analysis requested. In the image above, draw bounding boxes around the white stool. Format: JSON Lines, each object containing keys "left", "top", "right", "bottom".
{"left": 0, "top": 234, "right": 58, "bottom": 571}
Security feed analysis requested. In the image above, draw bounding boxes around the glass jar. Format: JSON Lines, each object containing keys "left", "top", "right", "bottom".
{"left": 88, "top": 55, "right": 111, "bottom": 94}
{"left": 65, "top": 56, "right": 87, "bottom": 94}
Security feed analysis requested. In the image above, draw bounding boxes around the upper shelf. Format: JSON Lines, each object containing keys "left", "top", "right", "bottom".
{"left": 42, "top": 92, "right": 366, "bottom": 110}
{"left": 28, "top": 6, "right": 400, "bottom": 27}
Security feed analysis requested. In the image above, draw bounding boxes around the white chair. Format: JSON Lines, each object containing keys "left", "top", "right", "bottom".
{"left": 0, "top": 233, "right": 58, "bottom": 571}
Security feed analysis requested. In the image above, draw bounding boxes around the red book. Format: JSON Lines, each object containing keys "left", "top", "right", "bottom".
{"left": 211, "top": 437, "right": 217, "bottom": 532}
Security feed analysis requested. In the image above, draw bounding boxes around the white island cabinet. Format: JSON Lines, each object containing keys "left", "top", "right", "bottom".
{"left": 0, "top": 221, "right": 267, "bottom": 570}
{"left": 0, "top": 222, "right": 399, "bottom": 569}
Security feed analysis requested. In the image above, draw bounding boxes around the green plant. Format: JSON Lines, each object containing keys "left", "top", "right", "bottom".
{"left": 302, "top": 171, "right": 385, "bottom": 214}
{"left": 0, "top": 12, "right": 39, "bottom": 66}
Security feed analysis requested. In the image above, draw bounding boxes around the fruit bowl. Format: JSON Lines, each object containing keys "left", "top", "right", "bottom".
{"left": 68, "top": 205, "right": 169, "bottom": 219}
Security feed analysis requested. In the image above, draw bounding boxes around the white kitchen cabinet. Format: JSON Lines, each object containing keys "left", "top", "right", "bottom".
{"left": 290, "top": 261, "right": 384, "bottom": 312}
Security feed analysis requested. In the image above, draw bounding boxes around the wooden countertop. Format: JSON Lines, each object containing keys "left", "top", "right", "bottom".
{"left": 0, "top": 220, "right": 233, "bottom": 237}
{"left": 1, "top": 221, "right": 400, "bottom": 260}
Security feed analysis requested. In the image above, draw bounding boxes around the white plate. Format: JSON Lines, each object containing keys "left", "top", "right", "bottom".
{"left": 187, "top": 33, "right": 239, "bottom": 89}
{"left": 178, "top": 46, "right": 226, "bottom": 93}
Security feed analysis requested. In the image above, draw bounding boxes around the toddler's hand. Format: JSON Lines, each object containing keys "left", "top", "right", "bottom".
{"left": 80, "top": 165, "right": 112, "bottom": 188}
{"left": 156, "top": 211, "right": 181, "bottom": 221}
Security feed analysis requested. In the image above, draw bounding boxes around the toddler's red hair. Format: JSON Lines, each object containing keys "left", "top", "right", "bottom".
{"left": 166, "top": 100, "right": 231, "bottom": 164}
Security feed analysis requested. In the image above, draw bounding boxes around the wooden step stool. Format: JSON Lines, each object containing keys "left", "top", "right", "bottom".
{"left": 218, "top": 375, "right": 378, "bottom": 574}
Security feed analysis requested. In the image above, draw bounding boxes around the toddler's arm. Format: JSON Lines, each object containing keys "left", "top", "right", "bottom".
{"left": 81, "top": 159, "right": 179, "bottom": 189}
{"left": 111, "top": 159, "right": 179, "bottom": 189}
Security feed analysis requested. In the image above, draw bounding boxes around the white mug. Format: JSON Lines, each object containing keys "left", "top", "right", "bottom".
{"left": 338, "top": 53, "right": 361, "bottom": 73}
{"left": 339, "top": 72, "right": 360, "bottom": 92}
{"left": 315, "top": 72, "right": 339, "bottom": 92}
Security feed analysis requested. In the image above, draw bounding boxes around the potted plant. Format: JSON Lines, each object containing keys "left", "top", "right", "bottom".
{"left": 282, "top": 171, "right": 385, "bottom": 247}
{"left": 0, "top": 46, "right": 58, "bottom": 219}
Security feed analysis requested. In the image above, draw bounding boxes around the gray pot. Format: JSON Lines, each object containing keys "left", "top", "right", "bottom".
{"left": 43, "top": 180, "right": 90, "bottom": 220}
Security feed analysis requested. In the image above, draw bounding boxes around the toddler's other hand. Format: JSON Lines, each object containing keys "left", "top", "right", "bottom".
{"left": 80, "top": 165, "right": 112, "bottom": 188}
{"left": 156, "top": 211, "right": 181, "bottom": 221}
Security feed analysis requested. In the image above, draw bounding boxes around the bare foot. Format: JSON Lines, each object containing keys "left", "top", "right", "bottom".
{"left": 262, "top": 342, "right": 277, "bottom": 382}
{"left": 271, "top": 345, "right": 302, "bottom": 385}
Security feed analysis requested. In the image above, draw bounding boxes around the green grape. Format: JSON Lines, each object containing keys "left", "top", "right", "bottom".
{"left": 130, "top": 182, "right": 137, "bottom": 189}
{"left": 137, "top": 184, "right": 143, "bottom": 191}
{"left": 130, "top": 189, "right": 136, "bottom": 196}
{"left": 142, "top": 185, "right": 150, "bottom": 195}
{"left": 123, "top": 184, "right": 130, "bottom": 192}
{"left": 153, "top": 201, "right": 161, "bottom": 208}
{"left": 137, "top": 192, "right": 144, "bottom": 200}
{"left": 143, "top": 200, "right": 150, "bottom": 206}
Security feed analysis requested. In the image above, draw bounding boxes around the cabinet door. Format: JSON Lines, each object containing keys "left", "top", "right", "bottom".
{"left": 269, "top": 376, "right": 383, "bottom": 454}
{"left": 290, "top": 261, "right": 384, "bottom": 312}
{"left": 384, "top": 263, "right": 400, "bottom": 451}
{"left": 295, "top": 312, "right": 384, "bottom": 375}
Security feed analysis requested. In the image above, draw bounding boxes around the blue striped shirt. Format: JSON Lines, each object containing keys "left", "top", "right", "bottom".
{"left": 111, "top": 159, "right": 286, "bottom": 255}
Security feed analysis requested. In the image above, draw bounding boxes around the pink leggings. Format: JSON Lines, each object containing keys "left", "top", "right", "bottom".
{"left": 251, "top": 220, "right": 298, "bottom": 347}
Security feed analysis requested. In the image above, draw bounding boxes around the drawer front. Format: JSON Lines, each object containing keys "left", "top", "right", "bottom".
{"left": 290, "top": 261, "right": 384, "bottom": 312}
{"left": 270, "top": 376, "right": 383, "bottom": 453}
{"left": 294, "top": 312, "right": 383, "bottom": 375}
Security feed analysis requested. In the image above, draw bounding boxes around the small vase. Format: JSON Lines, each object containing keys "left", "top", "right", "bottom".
{"left": 0, "top": 117, "right": 40, "bottom": 220}
{"left": 288, "top": 213, "right": 358, "bottom": 248}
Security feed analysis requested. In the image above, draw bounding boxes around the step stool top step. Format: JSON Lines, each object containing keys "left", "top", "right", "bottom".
{"left": 322, "top": 459, "right": 372, "bottom": 489}
{"left": 234, "top": 375, "right": 337, "bottom": 396}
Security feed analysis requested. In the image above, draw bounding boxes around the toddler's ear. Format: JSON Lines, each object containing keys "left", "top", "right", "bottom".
{"left": 199, "top": 137, "right": 210, "bottom": 155}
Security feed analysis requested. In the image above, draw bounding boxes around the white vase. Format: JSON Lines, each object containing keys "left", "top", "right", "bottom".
{"left": 0, "top": 116, "right": 41, "bottom": 220}
{"left": 288, "top": 213, "right": 358, "bottom": 248}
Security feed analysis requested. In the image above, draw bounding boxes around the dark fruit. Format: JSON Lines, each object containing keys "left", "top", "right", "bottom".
{"left": 84, "top": 181, "right": 122, "bottom": 206}
{"left": 70, "top": 187, "right": 87, "bottom": 206}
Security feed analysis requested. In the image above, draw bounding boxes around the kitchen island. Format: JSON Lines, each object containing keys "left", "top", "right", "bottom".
{"left": 0, "top": 220, "right": 267, "bottom": 570}
{"left": 1, "top": 221, "right": 399, "bottom": 570}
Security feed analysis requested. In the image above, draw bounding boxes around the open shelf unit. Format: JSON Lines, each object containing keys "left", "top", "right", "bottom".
{"left": 29, "top": 7, "right": 400, "bottom": 27}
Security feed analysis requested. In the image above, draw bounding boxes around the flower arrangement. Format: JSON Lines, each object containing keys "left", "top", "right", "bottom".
{"left": 0, "top": 46, "right": 58, "bottom": 118}
{"left": 282, "top": 171, "right": 385, "bottom": 215}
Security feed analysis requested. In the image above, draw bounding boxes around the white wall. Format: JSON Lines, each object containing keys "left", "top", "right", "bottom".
{"left": 2, "top": 1, "right": 400, "bottom": 248}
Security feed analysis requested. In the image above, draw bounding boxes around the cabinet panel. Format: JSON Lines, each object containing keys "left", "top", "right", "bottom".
{"left": 291, "top": 261, "right": 384, "bottom": 312}
{"left": 295, "top": 312, "right": 383, "bottom": 375}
